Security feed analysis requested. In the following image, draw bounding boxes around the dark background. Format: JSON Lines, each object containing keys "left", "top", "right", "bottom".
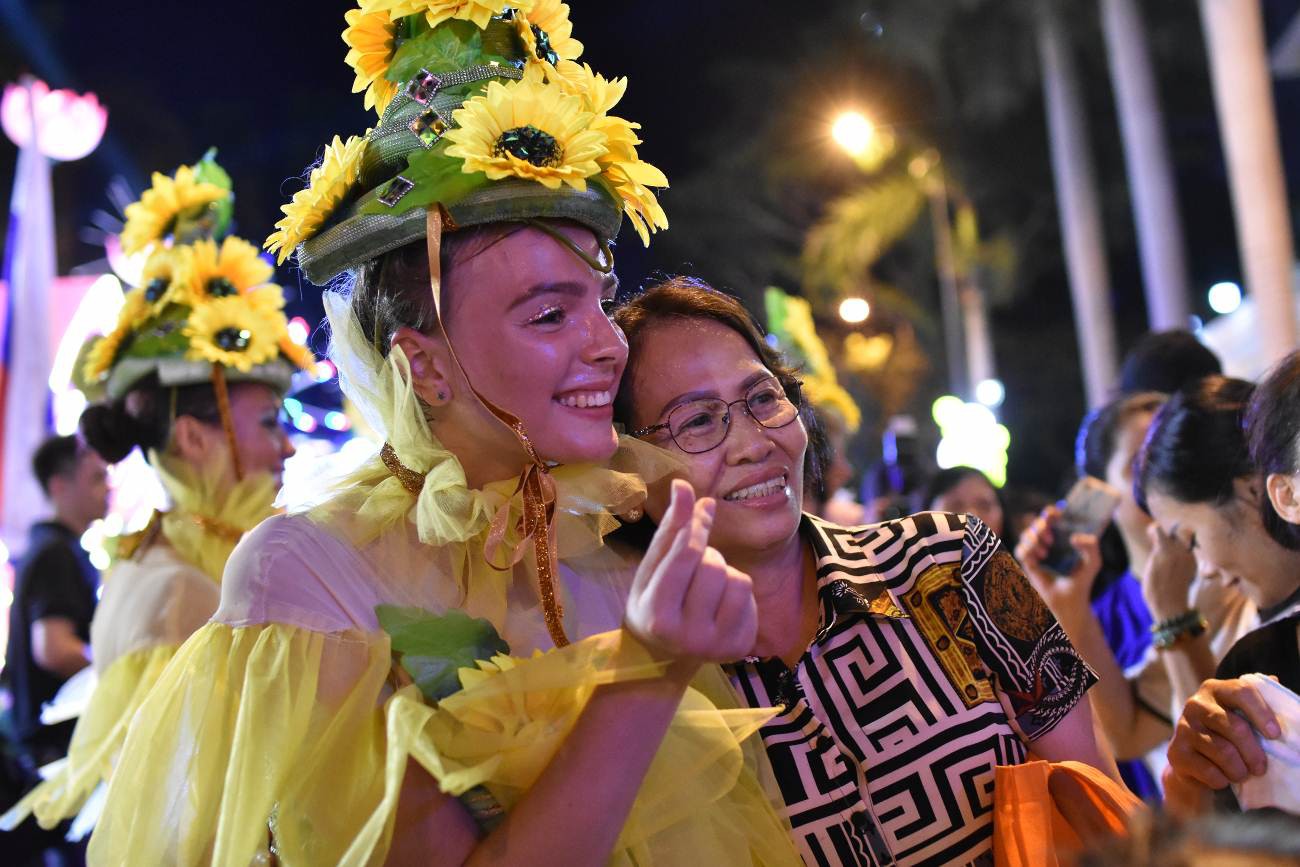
{"left": 3, "top": 0, "right": 1299, "bottom": 498}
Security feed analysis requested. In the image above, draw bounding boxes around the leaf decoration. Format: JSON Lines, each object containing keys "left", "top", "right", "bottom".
{"left": 376, "top": 604, "right": 510, "bottom": 703}
{"left": 386, "top": 20, "right": 484, "bottom": 83}
{"left": 359, "top": 145, "right": 490, "bottom": 215}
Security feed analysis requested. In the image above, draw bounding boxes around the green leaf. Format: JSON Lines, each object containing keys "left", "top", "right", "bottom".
{"left": 359, "top": 146, "right": 490, "bottom": 216}
{"left": 376, "top": 605, "right": 510, "bottom": 703}
{"left": 386, "top": 20, "right": 484, "bottom": 83}
{"left": 192, "top": 148, "right": 232, "bottom": 192}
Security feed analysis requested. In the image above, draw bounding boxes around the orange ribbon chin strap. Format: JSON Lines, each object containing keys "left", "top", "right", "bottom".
{"left": 425, "top": 206, "right": 568, "bottom": 647}
{"left": 210, "top": 362, "right": 244, "bottom": 483}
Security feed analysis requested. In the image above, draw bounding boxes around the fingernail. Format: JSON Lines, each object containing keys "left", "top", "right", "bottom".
{"left": 1267, "top": 721, "right": 1281, "bottom": 739}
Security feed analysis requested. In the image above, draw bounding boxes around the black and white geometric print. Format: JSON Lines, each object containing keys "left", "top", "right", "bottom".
{"left": 728, "top": 513, "right": 1096, "bottom": 867}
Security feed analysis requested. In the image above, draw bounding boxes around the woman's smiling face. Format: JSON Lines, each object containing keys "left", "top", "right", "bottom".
{"left": 625, "top": 317, "right": 808, "bottom": 558}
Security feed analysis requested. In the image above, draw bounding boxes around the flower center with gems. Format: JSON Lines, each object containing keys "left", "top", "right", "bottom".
{"left": 215, "top": 327, "right": 251, "bottom": 352}
{"left": 206, "top": 277, "right": 239, "bottom": 298}
{"left": 493, "top": 125, "right": 563, "bottom": 167}
{"left": 531, "top": 24, "right": 559, "bottom": 65}
{"left": 144, "top": 277, "right": 170, "bottom": 303}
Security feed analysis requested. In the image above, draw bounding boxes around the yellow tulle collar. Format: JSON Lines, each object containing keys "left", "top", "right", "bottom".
{"left": 150, "top": 450, "right": 280, "bottom": 583}
{"left": 309, "top": 292, "right": 677, "bottom": 628}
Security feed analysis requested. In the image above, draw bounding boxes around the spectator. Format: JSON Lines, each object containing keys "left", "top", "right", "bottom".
{"left": 1119, "top": 329, "right": 1222, "bottom": 396}
{"left": 1162, "top": 353, "right": 1300, "bottom": 816}
{"left": 3, "top": 436, "right": 108, "bottom": 772}
{"left": 1018, "top": 393, "right": 1166, "bottom": 798}
{"left": 924, "top": 466, "right": 1015, "bottom": 550}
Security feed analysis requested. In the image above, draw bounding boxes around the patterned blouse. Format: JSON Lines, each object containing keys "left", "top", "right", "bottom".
{"left": 727, "top": 512, "right": 1097, "bottom": 867}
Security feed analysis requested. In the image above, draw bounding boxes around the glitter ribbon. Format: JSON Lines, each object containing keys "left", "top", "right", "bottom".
{"left": 424, "top": 207, "right": 568, "bottom": 647}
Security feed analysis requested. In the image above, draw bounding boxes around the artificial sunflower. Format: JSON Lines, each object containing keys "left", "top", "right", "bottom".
{"left": 184, "top": 297, "right": 280, "bottom": 373}
{"left": 83, "top": 289, "right": 149, "bottom": 382}
{"left": 138, "top": 247, "right": 186, "bottom": 315}
{"left": 517, "top": 0, "right": 582, "bottom": 69}
{"left": 245, "top": 285, "right": 288, "bottom": 316}
{"left": 182, "top": 237, "right": 275, "bottom": 306}
{"left": 120, "top": 166, "right": 227, "bottom": 256}
{"left": 367, "top": 0, "right": 529, "bottom": 30}
{"left": 343, "top": 4, "right": 399, "bottom": 116}
{"left": 444, "top": 75, "right": 607, "bottom": 191}
{"left": 265, "top": 134, "right": 369, "bottom": 263}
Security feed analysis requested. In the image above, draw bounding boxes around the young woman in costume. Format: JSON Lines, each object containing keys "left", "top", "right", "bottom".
{"left": 612, "top": 276, "right": 1120, "bottom": 866}
{"left": 90, "top": 5, "right": 800, "bottom": 865}
{"left": 1, "top": 154, "right": 306, "bottom": 838}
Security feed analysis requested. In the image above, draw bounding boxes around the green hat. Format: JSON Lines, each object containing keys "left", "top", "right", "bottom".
{"left": 80, "top": 151, "right": 313, "bottom": 402}
{"left": 264, "top": 1, "right": 668, "bottom": 285}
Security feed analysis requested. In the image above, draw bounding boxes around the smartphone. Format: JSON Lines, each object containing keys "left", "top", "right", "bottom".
{"left": 1042, "top": 476, "right": 1122, "bottom": 575}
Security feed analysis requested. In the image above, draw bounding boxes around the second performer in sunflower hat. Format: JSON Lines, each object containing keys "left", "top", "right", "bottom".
{"left": 0, "top": 151, "right": 309, "bottom": 840}
{"left": 89, "top": 2, "right": 801, "bottom": 865}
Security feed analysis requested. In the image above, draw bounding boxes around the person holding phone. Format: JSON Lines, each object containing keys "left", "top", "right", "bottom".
{"left": 1017, "top": 388, "right": 1257, "bottom": 797}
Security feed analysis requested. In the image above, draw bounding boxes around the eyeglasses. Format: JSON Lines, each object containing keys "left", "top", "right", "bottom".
{"left": 631, "top": 378, "right": 800, "bottom": 454}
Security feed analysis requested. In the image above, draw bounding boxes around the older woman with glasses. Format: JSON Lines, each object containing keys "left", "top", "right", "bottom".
{"left": 613, "top": 276, "right": 1120, "bottom": 866}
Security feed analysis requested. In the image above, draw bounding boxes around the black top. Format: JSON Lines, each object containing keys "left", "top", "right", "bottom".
{"left": 3, "top": 521, "right": 99, "bottom": 757}
{"left": 1211, "top": 611, "right": 1300, "bottom": 813}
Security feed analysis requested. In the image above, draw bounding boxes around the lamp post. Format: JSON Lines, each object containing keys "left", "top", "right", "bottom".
{"left": 1, "top": 77, "right": 106, "bottom": 548}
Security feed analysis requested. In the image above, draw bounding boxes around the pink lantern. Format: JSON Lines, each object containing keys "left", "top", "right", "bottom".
{"left": 2, "top": 77, "right": 106, "bottom": 162}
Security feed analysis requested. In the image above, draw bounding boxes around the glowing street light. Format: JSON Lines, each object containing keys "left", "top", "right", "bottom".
{"left": 832, "top": 111, "right": 875, "bottom": 157}
{"left": 1207, "top": 281, "right": 1242, "bottom": 315}
{"left": 838, "top": 296, "right": 870, "bottom": 323}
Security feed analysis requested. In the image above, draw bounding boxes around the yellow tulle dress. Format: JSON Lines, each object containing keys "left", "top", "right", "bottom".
{"left": 1, "top": 453, "right": 278, "bottom": 840}
{"left": 85, "top": 293, "right": 800, "bottom": 866}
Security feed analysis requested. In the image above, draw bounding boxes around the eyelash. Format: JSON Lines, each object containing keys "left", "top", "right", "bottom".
{"left": 526, "top": 297, "right": 618, "bottom": 327}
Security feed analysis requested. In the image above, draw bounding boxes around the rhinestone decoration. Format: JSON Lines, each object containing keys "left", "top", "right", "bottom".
{"left": 214, "top": 327, "right": 252, "bottom": 352}
{"left": 409, "top": 108, "right": 450, "bottom": 148}
{"left": 206, "top": 277, "right": 239, "bottom": 298}
{"left": 531, "top": 24, "right": 559, "bottom": 65}
{"left": 405, "top": 68, "right": 443, "bottom": 105}
{"left": 493, "top": 125, "right": 562, "bottom": 167}
{"left": 376, "top": 176, "right": 415, "bottom": 208}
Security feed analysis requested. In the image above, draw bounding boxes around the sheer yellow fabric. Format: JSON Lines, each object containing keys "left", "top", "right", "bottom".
{"left": 151, "top": 450, "right": 280, "bottom": 583}
{"left": 0, "top": 645, "right": 174, "bottom": 833}
{"left": 88, "top": 621, "right": 800, "bottom": 866}
{"left": 0, "top": 455, "right": 280, "bottom": 835}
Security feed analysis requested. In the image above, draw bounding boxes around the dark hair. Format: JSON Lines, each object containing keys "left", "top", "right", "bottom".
{"left": 33, "top": 435, "right": 83, "bottom": 494}
{"left": 1119, "top": 329, "right": 1221, "bottom": 395}
{"left": 612, "top": 275, "right": 828, "bottom": 497}
{"left": 921, "top": 466, "right": 1015, "bottom": 548}
{"left": 345, "top": 222, "right": 551, "bottom": 356}
{"left": 1076, "top": 391, "right": 1167, "bottom": 480}
{"left": 1245, "top": 351, "right": 1300, "bottom": 549}
{"left": 79, "top": 373, "right": 222, "bottom": 463}
{"left": 1134, "top": 375, "right": 1255, "bottom": 514}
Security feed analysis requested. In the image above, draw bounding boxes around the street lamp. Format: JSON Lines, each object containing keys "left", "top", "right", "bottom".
{"left": 832, "top": 110, "right": 874, "bottom": 157}
{"left": 839, "top": 297, "right": 870, "bottom": 323}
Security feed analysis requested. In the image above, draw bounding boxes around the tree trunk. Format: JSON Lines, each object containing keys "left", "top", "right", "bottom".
{"left": 1102, "top": 0, "right": 1192, "bottom": 331}
{"left": 1199, "top": 0, "right": 1298, "bottom": 367}
{"left": 1036, "top": 0, "right": 1121, "bottom": 407}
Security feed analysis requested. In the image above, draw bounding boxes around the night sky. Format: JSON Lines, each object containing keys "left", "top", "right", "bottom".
{"left": 4, "top": 1, "right": 1300, "bottom": 496}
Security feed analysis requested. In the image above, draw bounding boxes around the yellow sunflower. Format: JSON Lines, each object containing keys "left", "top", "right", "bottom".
{"left": 138, "top": 247, "right": 186, "bottom": 315}
{"left": 245, "top": 284, "right": 287, "bottom": 316}
{"left": 182, "top": 237, "right": 275, "bottom": 306}
{"left": 184, "top": 297, "right": 280, "bottom": 373}
{"left": 83, "top": 289, "right": 149, "bottom": 382}
{"left": 343, "top": 4, "right": 399, "bottom": 116}
{"left": 366, "top": 0, "right": 528, "bottom": 30}
{"left": 444, "top": 75, "right": 607, "bottom": 191}
{"left": 264, "top": 134, "right": 369, "bottom": 263}
{"left": 517, "top": 0, "right": 582, "bottom": 69}
{"left": 120, "top": 166, "right": 227, "bottom": 256}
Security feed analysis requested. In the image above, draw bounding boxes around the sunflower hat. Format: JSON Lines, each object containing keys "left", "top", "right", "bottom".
{"left": 265, "top": 0, "right": 668, "bottom": 284}
{"left": 80, "top": 151, "right": 313, "bottom": 476}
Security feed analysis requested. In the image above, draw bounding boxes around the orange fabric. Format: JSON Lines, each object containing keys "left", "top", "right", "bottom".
{"left": 993, "top": 760, "right": 1144, "bottom": 867}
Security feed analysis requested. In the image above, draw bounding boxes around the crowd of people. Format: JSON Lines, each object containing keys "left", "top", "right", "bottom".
{"left": 2, "top": 4, "right": 1299, "bottom": 866}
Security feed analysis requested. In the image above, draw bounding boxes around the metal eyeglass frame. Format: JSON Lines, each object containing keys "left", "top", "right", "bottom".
{"left": 630, "top": 379, "right": 801, "bottom": 454}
